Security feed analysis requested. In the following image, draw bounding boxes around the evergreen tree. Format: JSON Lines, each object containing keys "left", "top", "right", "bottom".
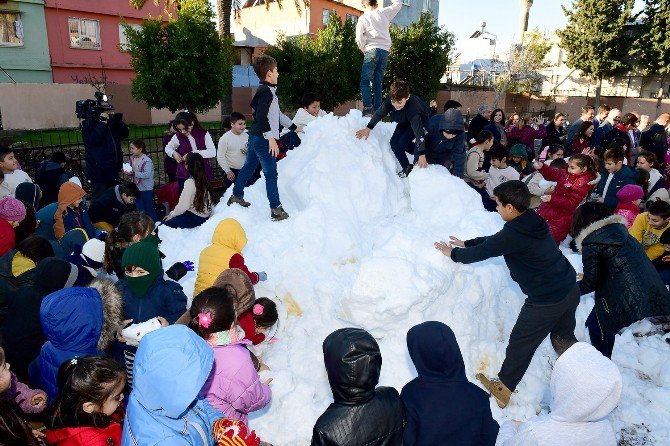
{"left": 637, "top": 0, "right": 670, "bottom": 115}
{"left": 558, "top": 0, "right": 634, "bottom": 109}
{"left": 124, "top": 0, "right": 234, "bottom": 113}
{"left": 383, "top": 12, "right": 454, "bottom": 103}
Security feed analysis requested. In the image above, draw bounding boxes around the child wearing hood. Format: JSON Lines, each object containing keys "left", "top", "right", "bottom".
{"left": 193, "top": 218, "right": 266, "bottom": 296}
{"left": 190, "top": 287, "right": 272, "bottom": 424}
{"left": 495, "top": 342, "right": 622, "bottom": 446}
{"left": 508, "top": 144, "right": 532, "bottom": 178}
{"left": 116, "top": 240, "right": 187, "bottom": 389}
{"left": 122, "top": 325, "right": 224, "bottom": 446}
{"left": 53, "top": 182, "right": 97, "bottom": 241}
{"left": 401, "top": 322, "right": 498, "bottom": 446}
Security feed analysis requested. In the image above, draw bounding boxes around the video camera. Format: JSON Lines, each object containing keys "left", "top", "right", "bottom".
{"left": 75, "top": 91, "right": 117, "bottom": 122}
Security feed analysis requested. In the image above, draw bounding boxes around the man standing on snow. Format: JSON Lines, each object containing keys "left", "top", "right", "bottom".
{"left": 356, "top": 0, "right": 402, "bottom": 117}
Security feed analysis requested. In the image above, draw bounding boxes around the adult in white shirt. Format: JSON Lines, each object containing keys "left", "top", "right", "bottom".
{"left": 0, "top": 148, "right": 33, "bottom": 199}
{"left": 356, "top": 0, "right": 401, "bottom": 116}
{"left": 217, "top": 112, "right": 260, "bottom": 189}
{"left": 164, "top": 111, "right": 216, "bottom": 190}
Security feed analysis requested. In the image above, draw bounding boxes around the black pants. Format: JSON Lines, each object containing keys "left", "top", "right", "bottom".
{"left": 467, "top": 182, "right": 497, "bottom": 212}
{"left": 585, "top": 309, "right": 617, "bottom": 359}
{"left": 390, "top": 124, "right": 415, "bottom": 170}
{"left": 499, "top": 285, "right": 580, "bottom": 391}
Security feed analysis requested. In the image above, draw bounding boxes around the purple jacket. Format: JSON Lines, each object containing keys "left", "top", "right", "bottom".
{"left": 0, "top": 372, "right": 47, "bottom": 414}
{"left": 199, "top": 340, "right": 271, "bottom": 424}
{"left": 174, "top": 128, "right": 214, "bottom": 180}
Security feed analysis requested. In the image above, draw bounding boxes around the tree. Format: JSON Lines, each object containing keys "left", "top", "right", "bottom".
{"left": 264, "top": 12, "right": 362, "bottom": 111}
{"left": 124, "top": 0, "right": 234, "bottom": 113}
{"left": 558, "top": 0, "right": 634, "bottom": 109}
{"left": 383, "top": 12, "right": 454, "bottom": 103}
{"left": 636, "top": 0, "right": 670, "bottom": 115}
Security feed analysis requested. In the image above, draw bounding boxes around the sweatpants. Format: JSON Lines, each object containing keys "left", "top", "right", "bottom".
{"left": 498, "top": 284, "right": 580, "bottom": 391}
{"left": 585, "top": 309, "right": 617, "bottom": 359}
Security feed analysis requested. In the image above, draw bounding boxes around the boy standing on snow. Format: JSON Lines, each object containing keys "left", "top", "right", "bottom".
{"left": 434, "top": 180, "right": 579, "bottom": 408}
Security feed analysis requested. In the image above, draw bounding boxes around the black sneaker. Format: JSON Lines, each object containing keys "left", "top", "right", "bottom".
{"left": 227, "top": 195, "right": 250, "bottom": 207}
{"left": 362, "top": 107, "right": 373, "bottom": 117}
{"left": 398, "top": 165, "right": 413, "bottom": 178}
{"left": 271, "top": 205, "right": 289, "bottom": 221}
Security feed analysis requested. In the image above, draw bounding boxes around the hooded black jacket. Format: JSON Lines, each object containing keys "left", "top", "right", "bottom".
{"left": 451, "top": 210, "right": 576, "bottom": 304}
{"left": 575, "top": 215, "right": 670, "bottom": 334}
{"left": 401, "top": 322, "right": 498, "bottom": 446}
{"left": 311, "top": 328, "right": 405, "bottom": 446}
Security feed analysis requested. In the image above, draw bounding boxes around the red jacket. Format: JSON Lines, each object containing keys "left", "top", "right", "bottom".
{"left": 45, "top": 421, "right": 122, "bottom": 446}
{"left": 237, "top": 310, "right": 266, "bottom": 345}
{"left": 0, "top": 218, "right": 16, "bottom": 257}
{"left": 537, "top": 164, "right": 596, "bottom": 243}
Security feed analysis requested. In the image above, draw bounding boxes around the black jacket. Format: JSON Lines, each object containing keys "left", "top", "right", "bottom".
{"left": 542, "top": 121, "right": 566, "bottom": 147}
{"left": 401, "top": 322, "right": 498, "bottom": 446}
{"left": 451, "top": 210, "right": 577, "bottom": 304}
{"left": 640, "top": 123, "right": 669, "bottom": 164}
{"left": 424, "top": 113, "right": 467, "bottom": 178}
{"left": 467, "top": 113, "right": 489, "bottom": 143}
{"left": 35, "top": 160, "right": 68, "bottom": 208}
{"left": 82, "top": 118, "right": 128, "bottom": 184}
{"left": 311, "top": 328, "right": 405, "bottom": 446}
{"left": 88, "top": 185, "right": 135, "bottom": 228}
{"left": 576, "top": 215, "right": 670, "bottom": 334}
{"left": 368, "top": 95, "right": 429, "bottom": 160}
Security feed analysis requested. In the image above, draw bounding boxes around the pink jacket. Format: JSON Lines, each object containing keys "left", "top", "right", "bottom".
{"left": 199, "top": 340, "right": 271, "bottom": 424}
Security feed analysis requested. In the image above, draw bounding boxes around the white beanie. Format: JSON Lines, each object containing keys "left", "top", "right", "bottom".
{"left": 82, "top": 238, "right": 106, "bottom": 265}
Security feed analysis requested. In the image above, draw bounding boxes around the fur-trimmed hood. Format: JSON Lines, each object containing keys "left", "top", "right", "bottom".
{"left": 88, "top": 277, "right": 123, "bottom": 351}
{"left": 574, "top": 215, "right": 628, "bottom": 252}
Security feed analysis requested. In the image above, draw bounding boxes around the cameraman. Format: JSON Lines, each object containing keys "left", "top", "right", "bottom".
{"left": 82, "top": 108, "right": 129, "bottom": 199}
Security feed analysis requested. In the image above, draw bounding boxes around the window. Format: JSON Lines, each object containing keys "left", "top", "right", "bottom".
{"left": 119, "top": 23, "right": 141, "bottom": 52}
{"left": 0, "top": 12, "right": 23, "bottom": 46}
{"left": 68, "top": 17, "right": 101, "bottom": 49}
{"left": 322, "top": 9, "right": 333, "bottom": 26}
{"left": 346, "top": 14, "right": 358, "bottom": 25}
{"left": 402, "top": 0, "right": 410, "bottom": 5}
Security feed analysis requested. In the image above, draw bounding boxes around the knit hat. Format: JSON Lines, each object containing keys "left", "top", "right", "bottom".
{"left": 509, "top": 144, "right": 529, "bottom": 160}
{"left": 82, "top": 238, "right": 105, "bottom": 267}
{"left": 616, "top": 184, "right": 644, "bottom": 202}
{"left": 34, "top": 257, "right": 82, "bottom": 292}
{"left": 122, "top": 240, "right": 162, "bottom": 297}
{"left": 15, "top": 183, "right": 42, "bottom": 209}
{"left": 441, "top": 108, "right": 465, "bottom": 133}
{"left": 0, "top": 197, "right": 26, "bottom": 222}
{"left": 213, "top": 418, "right": 262, "bottom": 446}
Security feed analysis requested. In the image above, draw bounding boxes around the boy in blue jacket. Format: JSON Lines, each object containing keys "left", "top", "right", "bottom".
{"left": 595, "top": 147, "right": 638, "bottom": 210}
{"left": 435, "top": 181, "right": 579, "bottom": 408}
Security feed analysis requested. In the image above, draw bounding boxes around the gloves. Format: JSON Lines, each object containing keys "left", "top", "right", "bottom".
{"left": 257, "top": 271, "right": 267, "bottom": 281}
{"left": 165, "top": 260, "right": 193, "bottom": 282}
{"left": 182, "top": 261, "right": 195, "bottom": 271}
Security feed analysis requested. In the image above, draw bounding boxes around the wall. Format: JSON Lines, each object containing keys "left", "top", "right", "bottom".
{"left": 44, "top": 0, "right": 168, "bottom": 84}
{"left": 235, "top": 2, "right": 309, "bottom": 46}
{"left": 308, "top": 0, "right": 361, "bottom": 35}
{"left": 0, "top": 0, "right": 52, "bottom": 83}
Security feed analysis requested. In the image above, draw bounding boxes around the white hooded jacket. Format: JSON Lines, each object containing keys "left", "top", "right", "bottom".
{"left": 496, "top": 342, "right": 623, "bottom": 446}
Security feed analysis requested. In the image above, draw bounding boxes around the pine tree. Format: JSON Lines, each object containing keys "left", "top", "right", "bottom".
{"left": 637, "top": 0, "right": 670, "bottom": 115}
{"left": 558, "top": 0, "right": 634, "bottom": 109}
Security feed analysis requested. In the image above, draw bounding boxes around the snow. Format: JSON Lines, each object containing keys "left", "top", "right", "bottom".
{"left": 156, "top": 110, "right": 670, "bottom": 445}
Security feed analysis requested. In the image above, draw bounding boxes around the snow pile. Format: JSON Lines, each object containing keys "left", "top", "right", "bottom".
{"left": 157, "top": 110, "right": 670, "bottom": 445}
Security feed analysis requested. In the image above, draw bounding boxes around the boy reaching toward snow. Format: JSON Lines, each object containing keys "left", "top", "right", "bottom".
{"left": 435, "top": 180, "right": 579, "bottom": 408}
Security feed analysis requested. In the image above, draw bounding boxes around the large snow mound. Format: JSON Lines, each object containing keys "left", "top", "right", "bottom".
{"left": 157, "top": 110, "right": 670, "bottom": 445}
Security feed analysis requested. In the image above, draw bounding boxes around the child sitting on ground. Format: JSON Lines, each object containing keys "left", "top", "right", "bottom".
{"left": 45, "top": 356, "right": 125, "bottom": 446}
{"left": 237, "top": 297, "right": 278, "bottom": 346}
{"left": 88, "top": 182, "right": 140, "bottom": 231}
{"left": 534, "top": 154, "right": 597, "bottom": 244}
{"left": 594, "top": 147, "right": 638, "bottom": 210}
{"left": 0, "top": 147, "right": 32, "bottom": 199}
{"left": 194, "top": 218, "right": 266, "bottom": 296}
{"left": 127, "top": 139, "right": 157, "bottom": 221}
{"left": 0, "top": 197, "right": 26, "bottom": 257}
{"left": 163, "top": 153, "right": 216, "bottom": 229}
{"left": 614, "top": 184, "right": 644, "bottom": 228}
{"left": 486, "top": 146, "right": 520, "bottom": 197}
{"left": 508, "top": 144, "right": 533, "bottom": 178}
{"left": 53, "top": 182, "right": 98, "bottom": 240}
{"left": 435, "top": 181, "right": 579, "bottom": 408}
{"left": 0, "top": 346, "right": 47, "bottom": 415}
{"left": 190, "top": 287, "right": 272, "bottom": 425}
{"left": 629, "top": 199, "right": 670, "bottom": 262}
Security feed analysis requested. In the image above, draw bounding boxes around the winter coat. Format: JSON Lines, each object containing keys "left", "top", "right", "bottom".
{"left": 311, "top": 328, "right": 405, "bottom": 446}
{"left": 570, "top": 136, "right": 591, "bottom": 156}
{"left": 82, "top": 119, "right": 128, "bottom": 184}
{"left": 237, "top": 310, "right": 265, "bottom": 345}
{"left": 0, "top": 249, "right": 36, "bottom": 309}
{"left": 54, "top": 182, "right": 96, "bottom": 240}
{"left": 424, "top": 113, "right": 467, "bottom": 178}
{"left": 595, "top": 165, "right": 638, "bottom": 210}
{"left": 367, "top": 95, "right": 429, "bottom": 161}
{"left": 451, "top": 210, "right": 577, "bottom": 304}
{"left": 0, "top": 218, "right": 15, "bottom": 258}
{"left": 640, "top": 123, "right": 669, "bottom": 164}
{"left": 401, "top": 322, "right": 498, "bottom": 446}
{"left": 464, "top": 146, "right": 489, "bottom": 184}
{"left": 194, "top": 218, "right": 259, "bottom": 296}
{"left": 483, "top": 122, "right": 507, "bottom": 146}
{"left": 592, "top": 121, "right": 613, "bottom": 150}
{"left": 576, "top": 215, "right": 670, "bottom": 334}
{"left": 541, "top": 122, "right": 565, "bottom": 147}
{"left": 28, "top": 278, "right": 123, "bottom": 400}
{"left": 467, "top": 114, "right": 489, "bottom": 144}
{"left": 46, "top": 418, "right": 123, "bottom": 446}
{"left": 495, "top": 342, "right": 621, "bottom": 446}
{"left": 88, "top": 185, "right": 135, "bottom": 228}
{"left": 0, "top": 371, "right": 47, "bottom": 414}
{"left": 122, "top": 325, "right": 223, "bottom": 446}
{"left": 35, "top": 160, "right": 68, "bottom": 208}
{"left": 601, "top": 125, "right": 631, "bottom": 161}
{"left": 117, "top": 274, "right": 187, "bottom": 325}
{"left": 614, "top": 201, "right": 639, "bottom": 228}
{"left": 536, "top": 164, "right": 596, "bottom": 243}
{"left": 199, "top": 339, "right": 271, "bottom": 424}
{"left": 647, "top": 168, "right": 669, "bottom": 203}
{"left": 510, "top": 125, "right": 546, "bottom": 153}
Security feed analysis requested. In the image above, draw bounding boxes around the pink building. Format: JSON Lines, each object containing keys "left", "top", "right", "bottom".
{"left": 44, "top": 0, "right": 170, "bottom": 84}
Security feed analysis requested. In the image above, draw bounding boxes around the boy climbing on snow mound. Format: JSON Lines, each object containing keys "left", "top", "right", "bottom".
{"left": 434, "top": 180, "right": 579, "bottom": 409}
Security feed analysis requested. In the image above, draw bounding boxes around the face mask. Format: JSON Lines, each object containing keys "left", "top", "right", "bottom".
{"left": 125, "top": 271, "right": 157, "bottom": 298}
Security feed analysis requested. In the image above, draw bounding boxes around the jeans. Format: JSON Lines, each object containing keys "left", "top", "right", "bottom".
{"left": 233, "top": 135, "right": 281, "bottom": 209}
{"left": 163, "top": 211, "right": 208, "bottom": 229}
{"left": 136, "top": 190, "right": 157, "bottom": 221}
{"left": 361, "top": 48, "right": 389, "bottom": 111}
{"left": 223, "top": 167, "right": 262, "bottom": 190}
{"left": 390, "top": 124, "right": 415, "bottom": 170}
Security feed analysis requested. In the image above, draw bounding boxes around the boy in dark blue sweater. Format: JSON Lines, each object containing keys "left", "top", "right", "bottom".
{"left": 435, "top": 181, "right": 579, "bottom": 408}
{"left": 595, "top": 147, "right": 638, "bottom": 210}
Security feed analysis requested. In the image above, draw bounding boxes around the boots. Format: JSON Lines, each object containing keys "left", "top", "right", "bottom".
{"left": 398, "top": 164, "right": 413, "bottom": 178}
{"left": 476, "top": 373, "right": 512, "bottom": 408}
{"left": 227, "top": 195, "right": 250, "bottom": 208}
{"left": 271, "top": 205, "right": 289, "bottom": 221}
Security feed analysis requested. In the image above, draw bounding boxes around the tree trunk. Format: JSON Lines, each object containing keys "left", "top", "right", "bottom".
{"left": 218, "top": 0, "right": 233, "bottom": 122}
{"left": 656, "top": 76, "right": 666, "bottom": 117}
{"left": 594, "top": 75, "right": 602, "bottom": 111}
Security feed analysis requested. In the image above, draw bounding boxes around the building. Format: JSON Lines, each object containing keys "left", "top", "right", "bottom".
{"left": 391, "top": 0, "right": 439, "bottom": 29}
{"left": 0, "top": 0, "right": 52, "bottom": 83}
{"left": 43, "top": 0, "right": 169, "bottom": 85}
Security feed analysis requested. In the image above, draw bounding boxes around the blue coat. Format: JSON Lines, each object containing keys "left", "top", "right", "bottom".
{"left": 29, "top": 287, "right": 104, "bottom": 400}
{"left": 401, "top": 322, "right": 499, "bottom": 446}
{"left": 61, "top": 207, "right": 97, "bottom": 240}
{"left": 117, "top": 275, "right": 187, "bottom": 325}
{"left": 82, "top": 119, "right": 129, "bottom": 184}
{"left": 122, "top": 325, "right": 223, "bottom": 446}
{"left": 424, "top": 114, "right": 467, "bottom": 178}
{"left": 595, "top": 165, "right": 638, "bottom": 210}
